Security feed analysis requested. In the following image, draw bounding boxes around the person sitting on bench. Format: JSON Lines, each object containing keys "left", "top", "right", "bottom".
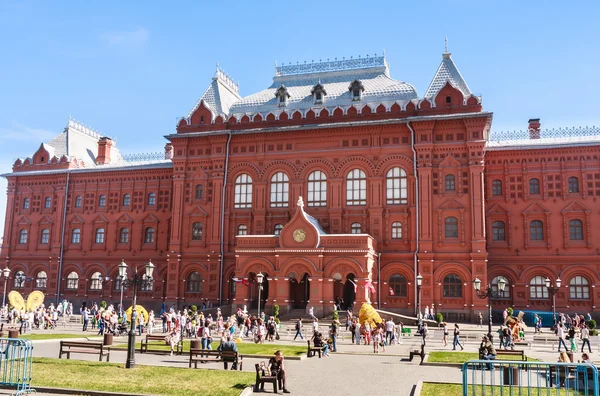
{"left": 480, "top": 335, "right": 496, "bottom": 369}
{"left": 268, "top": 350, "right": 290, "bottom": 394}
{"left": 217, "top": 335, "right": 239, "bottom": 370}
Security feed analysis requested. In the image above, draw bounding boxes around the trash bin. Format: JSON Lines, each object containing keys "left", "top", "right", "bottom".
{"left": 503, "top": 366, "right": 519, "bottom": 386}
{"left": 103, "top": 333, "right": 113, "bottom": 345}
{"left": 190, "top": 339, "right": 201, "bottom": 350}
{"left": 8, "top": 330, "right": 18, "bottom": 339}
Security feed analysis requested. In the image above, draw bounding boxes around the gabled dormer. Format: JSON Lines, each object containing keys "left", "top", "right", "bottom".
{"left": 349, "top": 79, "right": 364, "bottom": 101}
{"left": 311, "top": 82, "right": 327, "bottom": 105}
{"left": 275, "top": 84, "right": 290, "bottom": 107}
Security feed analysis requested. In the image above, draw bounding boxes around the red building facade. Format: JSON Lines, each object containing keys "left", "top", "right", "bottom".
{"left": 2, "top": 52, "right": 599, "bottom": 319}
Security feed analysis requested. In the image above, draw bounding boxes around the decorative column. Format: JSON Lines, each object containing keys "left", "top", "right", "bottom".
{"left": 310, "top": 276, "right": 324, "bottom": 317}
{"left": 322, "top": 278, "right": 335, "bottom": 317}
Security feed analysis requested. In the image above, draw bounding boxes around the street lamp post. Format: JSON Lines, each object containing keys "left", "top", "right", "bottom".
{"left": 545, "top": 277, "right": 561, "bottom": 327}
{"left": 416, "top": 274, "right": 423, "bottom": 331}
{"left": 473, "top": 277, "right": 506, "bottom": 342}
{"left": 1, "top": 267, "right": 10, "bottom": 308}
{"left": 118, "top": 259, "right": 155, "bottom": 369}
{"left": 256, "top": 272, "right": 264, "bottom": 318}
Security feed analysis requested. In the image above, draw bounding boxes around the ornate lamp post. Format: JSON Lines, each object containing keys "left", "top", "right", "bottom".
{"left": 416, "top": 274, "right": 423, "bottom": 330}
{"left": 545, "top": 277, "right": 561, "bottom": 327}
{"left": 256, "top": 272, "right": 264, "bottom": 318}
{"left": 473, "top": 277, "right": 506, "bottom": 342}
{"left": 1, "top": 267, "right": 10, "bottom": 308}
{"left": 118, "top": 259, "right": 155, "bottom": 369}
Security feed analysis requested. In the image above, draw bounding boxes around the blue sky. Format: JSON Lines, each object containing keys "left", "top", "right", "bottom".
{"left": 0, "top": 0, "right": 599, "bottom": 235}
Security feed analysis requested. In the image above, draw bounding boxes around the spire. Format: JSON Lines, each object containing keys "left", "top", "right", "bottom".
{"left": 444, "top": 36, "right": 449, "bottom": 54}
{"left": 424, "top": 49, "right": 472, "bottom": 99}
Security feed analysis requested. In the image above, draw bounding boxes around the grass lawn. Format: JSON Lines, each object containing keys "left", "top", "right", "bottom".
{"left": 32, "top": 357, "right": 253, "bottom": 396}
{"left": 20, "top": 333, "right": 101, "bottom": 341}
{"left": 114, "top": 339, "right": 306, "bottom": 356}
{"left": 427, "top": 351, "right": 539, "bottom": 364}
{"left": 422, "top": 383, "right": 577, "bottom": 396}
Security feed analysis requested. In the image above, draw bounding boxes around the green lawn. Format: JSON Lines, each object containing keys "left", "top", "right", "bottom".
{"left": 114, "top": 340, "right": 306, "bottom": 356}
{"left": 422, "top": 383, "right": 580, "bottom": 396}
{"left": 32, "top": 357, "right": 253, "bottom": 396}
{"left": 427, "top": 351, "right": 538, "bottom": 364}
{"left": 21, "top": 333, "right": 102, "bottom": 341}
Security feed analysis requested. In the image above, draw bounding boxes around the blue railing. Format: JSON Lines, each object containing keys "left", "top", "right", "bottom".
{"left": 462, "top": 360, "right": 599, "bottom": 396}
{"left": 0, "top": 338, "right": 35, "bottom": 395}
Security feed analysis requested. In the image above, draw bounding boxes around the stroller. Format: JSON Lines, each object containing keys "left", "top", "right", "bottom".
{"left": 115, "top": 322, "right": 128, "bottom": 336}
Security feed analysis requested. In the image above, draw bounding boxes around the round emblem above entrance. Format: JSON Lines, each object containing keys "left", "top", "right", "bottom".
{"left": 292, "top": 228, "right": 306, "bottom": 243}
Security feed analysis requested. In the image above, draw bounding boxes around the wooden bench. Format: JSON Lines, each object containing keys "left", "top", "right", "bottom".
{"left": 409, "top": 344, "right": 425, "bottom": 364}
{"left": 189, "top": 348, "right": 242, "bottom": 370}
{"left": 140, "top": 334, "right": 183, "bottom": 355}
{"left": 307, "top": 340, "right": 321, "bottom": 358}
{"left": 59, "top": 341, "right": 110, "bottom": 362}
{"left": 254, "top": 363, "right": 279, "bottom": 393}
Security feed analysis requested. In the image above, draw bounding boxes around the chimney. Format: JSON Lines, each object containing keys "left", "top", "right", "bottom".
{"left": 96, "top": 137, "right": 113, "bottom": 165}
{"left": 164, "top": 143, "right": 173, "bottom": 159}
{"left": 528, "top": 118, "right": 541, "bottom": 139}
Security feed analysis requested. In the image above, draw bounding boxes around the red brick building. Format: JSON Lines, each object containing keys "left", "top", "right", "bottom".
{"left": 2, "top": 52, "right": 599, "bottom": 319}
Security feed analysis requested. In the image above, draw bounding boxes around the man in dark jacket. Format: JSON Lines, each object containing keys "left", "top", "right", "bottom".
{"left": 217, "top": 336, "right": 240, "bottom": 370}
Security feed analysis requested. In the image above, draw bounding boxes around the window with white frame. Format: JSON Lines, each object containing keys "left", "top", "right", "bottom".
{"left": 270, "top": 172, "right": 289, "bottom": 208}
{"left": 95, "top": 228, "right": 105, "bottom": 244}
{"left": 148, "top": 193, "right": 156, "bottom": 205}
{"left": 529, "top": 276, "right": 548, "bottom": 299}
{"left": 66, "top": 272, "right": 79, "bottom": 290}
{"left": 386, "top": 167, "right": 407, "bottom": 205}
{"left": 40, "top": 229, "right": 50, "bottom": 244}
{"left": 187, "top": 272, "right": 202, "bottom": 292}
{"left": 123, "top": 194, "right": 131, "bottom": 206}
{"left": 19, "top": 229, "right": 28, "bottom": 244}
{"left": 274, "top": 224, "right": 283, "bottom": 236}
{"left": 192, "top": 222, "right": 203, "bottom": 240}
{"left": 351, "top": 222, "right": 361, "bottom": 234}
{"left": 36, "top": 271, "right": 47, "bottom": 289}
{"left": 44, "top": 196, "right": 51, "bottom": 208}
{"left": 569, "top": 219, "right": 583, "bottom": 240}
{"left": 119, "top": 228, "right": 129, "bottom": 243}
{"left": 144, "top": 227, "right": 155, "bottom": 243}
{"left": 569, "top": 276, "right": 590, "bottom": 299}
{"left": 346, "top": 169, "right": 366, "bottom": 205}
{"left": 98, "top": 195, "right": 106, "bottom": 207}
{"left": 74, "top": 196, "right": 82, "bottom": 208}
{"left": 13, "top": 271, "right": 25, "bottom": 289}
{"left": 234, "top": 174, "right": 253, "bottom": 209}
{"left": 391, "top": 222, "right": 402, "bottom": 239}
{"left": 89, "top": 272, "right": 102, "bottom": 290}
{"left": 237, "top": 224, "right": 248, "bottom": 236}
{"left": 307, "top": 171, "right": 327, "bottom": 207}
{"left": 445, "top": 174, "right": 456, "bottom": 191}
{"left": 71, "top": 228, "right": 81, "bottom": 244}
{"left": 23, "top": 198, "right": 30, "bottom": 209}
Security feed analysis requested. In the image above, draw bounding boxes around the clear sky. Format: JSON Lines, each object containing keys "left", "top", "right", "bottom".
{"left": 0, "top": 0, "right": 599, "bottom": 236}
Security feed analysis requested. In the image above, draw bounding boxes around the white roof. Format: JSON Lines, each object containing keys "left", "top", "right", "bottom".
{"left": 424, "top": 52, "right": 472, "bottom": 99}
{"left": 187, "top": 67, "right": 242, "bottom": 118}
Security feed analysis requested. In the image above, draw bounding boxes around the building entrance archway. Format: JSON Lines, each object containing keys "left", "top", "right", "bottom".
{"left": 248, "top": 272, "right": 270, "bottom": 310}
{"left": 343, "top": 273, "right": 357, "bottom": 310}
{"left": 290, "top": 273, "right": 310, "bottom": 309}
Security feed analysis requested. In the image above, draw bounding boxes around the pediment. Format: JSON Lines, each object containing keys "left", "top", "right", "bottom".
{"left": 522, "top": 202, "right": 549, "bottom": 214}
{"left": 142, "top": 213, "right": 159, "bottom": 223}
{"left": 116, "top": 214, "right": 133, "bottom": 223}
{"left": 37, "top": 215, "right": 53, "bottom": 225}
{"left": 69, "top": 215, "right": 84, "bottom": 224}
{"left": 16, "top": 216, "right": 31, "bottom": 226}
{"left": 92, "top": 214, "right": 109, "bottom": 223}
{"left": 439, "top": 153, "right": 461, "bottom": 168}
{"left": 279, "top": 196, "right": 323, "bottom": 249}
{"left": 486, "top": 203, "right": 511, "bottom": 215}
{"left": 438, "top": 198, "right": 465, "bottom": 211}
{"left": 187, "top": 206, "right": 208, "bottom": 217}
{"left": 561, "top": 200, "right": 591, "bottom": 213}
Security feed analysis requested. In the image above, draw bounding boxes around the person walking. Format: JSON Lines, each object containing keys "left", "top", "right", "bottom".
{"left": 442, "top": 322, "right": 448, "bottom": 347}
{"left": 421, "top": 323, "right": 428, "bottom": 346}
{"left": 81, "top": 305, "right": 89, "bottom": 332}
{"left": 385, "top": 318, "right": 395, "bottom": 345}
{"left": 581, "top": 324, "right": 592, "bottom": 353}
{"left": 568, "top": 326, "right": 577, "bottom": 352}
{"left": 330, "top": 319, "right": 339, "bottom": 352}
{"left": 557, "top": 323, "right": 568, "bottom": 352}
{"left": 452, "top": 324, "right": 464, "bottom": 351}
{"left": 354, "top": 320, "right": 361, "bottom": 345}
{"left": 478, "top": 312, "right": 483, "bottom": 328}
{"left": 293, "top": 318, "right": 304, "bottom": 341}
{"left": 308, "top": 306, "right": 316, "bottom": 321}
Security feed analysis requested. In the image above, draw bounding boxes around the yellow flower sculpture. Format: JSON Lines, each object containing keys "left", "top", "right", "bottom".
{"left": 358, "top": 303, "right": 383, "bottom": 329}
{"left": 125, "top": 305, "right": 149, "bottom": 324}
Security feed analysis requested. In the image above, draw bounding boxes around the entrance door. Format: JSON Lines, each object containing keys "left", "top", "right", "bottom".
{"left": 291, "top": 273, "right": 310, "bottom": 309}
{"left": 343, "top": 273, "right": 357, "bottom": 310}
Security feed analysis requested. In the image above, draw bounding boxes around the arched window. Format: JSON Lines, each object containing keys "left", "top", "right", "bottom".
{"left": 35, "top": 271, "right": 47, "bottom": 289}
{"left": 386, "top": 167, "right": 408, "bottom": 205}
{"left": 568, "top": 177, "right": 579, "bottom": 193}
{"left": 23, "top": 198, "right": 30, "bottom": 209}
{"left": 570, "top": 276, "right": 590, "bottom": 299}
{"left": 351, "top": 222, "right": 361, "bottom": 234}
{"left": 195, "top": 184, "right": 204, "bottom": 200}
{"left": 98, "top": 195, "right": 106, "bottom": 207}
{"left": 192, "top": 222, "right": 203, "bottom": 240}
{"left": 119, "top": 228, "right": 129, "bottom": 243}
{"left": 346, "top": 169, "right": 367, "bottom": 205}
{"left": 529, "top": 178, "right": 540, "bottom": 194}
{"left": 147, "top": 193, "right": 156, "bottom": 205}
{"left": 274, "top": 224, "right": 283, "bottom": 236}
{"left": 122, "top": 194, "right": 131, "bottom": 206}
{"left": 66, "top": 272, "right": 79, "bottom": 290}
{"left": 187, "top": 272, "right": 202, "bottom": 293}
{"left": 445, "top": 174, "right": 455, "bottom": 191}
{"left": 307, "top": 171, "right": 327, "bottom": 207}
{"left": 234, "top": 174, "right": 253, "bottom": 209}
{"left": 140, "top": 274, "right": 153, "bottom": 291}
{"left": 445, "top": 217, "right": 458, "bottom": 238}
{"left": 492, "top": 221, "right": 505, "bottom": 241}
{"left": 13, "top": 271, "right": 25, "bottom": 289}
{"left": 44, "top": 196, "right": 51, "bottom": 208}
{"left": 569, "top": 219, "right": 583, "bottom": 240}
{"left": 114, "top": 274, "right": 125, "bottom": 291}
{"left": 443, "top": 274, "right": 462, "bottom": 297}
{"left": 389, "top": 274, "right": 407, "bottom": 297}
{"left": 95, "top": 228, "right": 105, "bottom": 244}
{"left": 529, "top": 276, "right": 548, "bottom": 299}
{"left": 391, "top": 222, "right": 402, "bottom": 239}
{"left": 19, "top": 229, "right": 28, "bottom": 244}
{"left": 530, "top": 220, "right": 544, "bottom": 240}
{"left": 144, "top": 227, "right": 155, "bottom": 243}
{"left": 492, "top": 180, "right": 502, "bottom": 196}
{"left": 270, "top": 172, "right": 289, "bottom": 207}
{"left": 74, "top": 196, "right": 82, "bottom": 208}
{"left": 89, "top": 272, "right": 102, "bottom": 290}
{"left": 237, "top": 224, "right": 248, "bottom": 236}
{"left": 71, "top": 228, "right": 81, "bottom": 244}
{"left": 40, "top": 229, "right": 50, "bottom": 244}
{"left": 491, "top": 276, "right": 510, "bottom": 298}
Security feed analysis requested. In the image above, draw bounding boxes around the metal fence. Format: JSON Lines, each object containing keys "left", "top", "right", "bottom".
{"left": 462, "top": 360, "right": 599, "bottom": 396}
{"left": 0, "top": 338, "right": 34, "bottom": 395}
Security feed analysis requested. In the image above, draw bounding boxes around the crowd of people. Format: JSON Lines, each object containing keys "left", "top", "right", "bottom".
{"left": 3, "top": 299, "right": 74, "bottom": 333}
